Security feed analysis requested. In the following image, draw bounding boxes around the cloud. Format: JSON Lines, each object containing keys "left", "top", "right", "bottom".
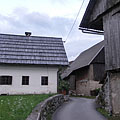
{"left": 0, "top": 7, "right": 73, "bottom": 34}
{"left": 0, "top": 7, "right": 103, "bottom": 61}
{"left": 65, "top": 34, "right": 103, "bottom": 61}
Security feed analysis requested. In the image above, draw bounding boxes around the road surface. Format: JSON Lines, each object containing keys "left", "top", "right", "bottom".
{"left": 52, "top": 97, "right": 107, "bottom": 120}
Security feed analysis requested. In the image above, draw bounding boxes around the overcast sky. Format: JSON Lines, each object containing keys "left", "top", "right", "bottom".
{"left": 0, "top": 0, "right": 103, "bottom": 61}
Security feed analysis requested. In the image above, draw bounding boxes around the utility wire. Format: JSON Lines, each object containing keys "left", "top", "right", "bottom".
{"left": 65, "top": 0, "right": 85, "bottom": 43}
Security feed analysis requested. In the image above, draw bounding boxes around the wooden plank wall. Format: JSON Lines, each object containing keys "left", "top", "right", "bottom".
{"left": 103, "top": 6, "right": 120, "bottom": 70}
{"left": 93, "top": 64, "right": 105, "bottom": 81}
{"left": 89, "top": 0, "right": 120, "bottom": 23}
{"left": 92, "top": 48, "right": 105, "bottom": 64}
{"left": 92, "top": 48, "right": 105, "bottom": 81}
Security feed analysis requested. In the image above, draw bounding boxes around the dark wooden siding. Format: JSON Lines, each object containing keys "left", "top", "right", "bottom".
{"left": 92, "top": 48, "right": 105, "bottom": 64}
{"left": 81, "top": 0, "right": 120, "bottom": 30}
{"left": 93, "top": 64, "right": 105, "bottom": 81}
{"left": 92, "top": 48, "right": 105, "bottom": 81}
{"left": 72, "top": 63, "right": 104, "bottom": 82}
{"left": 89, "top": 0, "right": 120, "bottom": 23}
{"left": 103, "top": 7, "right": 120, "bottom": 70}
{"left": 88, "top": 64, "right": 94, "bottom": 80}
{"left": 69, "top": 75, "right": 76, "bottom": 90}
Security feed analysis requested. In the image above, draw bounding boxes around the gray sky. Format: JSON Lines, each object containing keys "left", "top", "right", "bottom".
{"left": 0, "top": 0, "right": 103, "bottom": 61}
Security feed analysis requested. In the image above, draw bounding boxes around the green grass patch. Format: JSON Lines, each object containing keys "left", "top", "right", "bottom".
{"left": 0, "top": 94, "right": 54, "bottom": 120}
{"left": 108, "top": 116, "right": 120, "bottom": 120}
{"left": 97, "top": 108, "right": 120, "bottom": 120}
{"left": 97, "top": 108, "right": 109, "bottom": 118}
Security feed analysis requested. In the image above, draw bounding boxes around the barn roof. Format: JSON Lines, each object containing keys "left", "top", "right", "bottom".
{"left": 0, "top": 33, "right": 68, "bottom": 66}
{"left": 80, "top": 0, "right": 98, "bottom": 30}
{"left": 61, "top": 40, "right": 104, "bottom": 79}
{"left": 80, "top": 0, "right": 120, "bottom": 31}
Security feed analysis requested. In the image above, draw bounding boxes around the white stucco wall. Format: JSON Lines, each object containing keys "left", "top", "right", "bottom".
{"left": 0, "top": 65, "right": 58, "bottom": 95}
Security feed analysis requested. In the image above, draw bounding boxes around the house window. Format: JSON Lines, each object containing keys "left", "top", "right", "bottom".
{"left": 22, "top": 76, "right": 29, "bottom": 85}
{"left": 0, "top": 76, "right": 12, "bottom": 85}
{"left": 41, "top": 76, "right": 48, "bottom": 85}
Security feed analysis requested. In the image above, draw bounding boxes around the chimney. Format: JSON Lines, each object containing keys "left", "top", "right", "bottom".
{"left": 25, "top": 32, "right": 32, "bottom": 36}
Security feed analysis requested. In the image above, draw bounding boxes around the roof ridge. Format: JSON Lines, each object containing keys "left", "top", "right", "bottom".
{"left": 80, "top": 40, "right": 104, "bottom": 56}
{"left": 0, "top": 33, "right": 62, "bottom": 39}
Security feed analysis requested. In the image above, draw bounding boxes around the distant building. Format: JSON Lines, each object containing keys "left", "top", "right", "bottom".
{"left": 61, "top": 41, "right": 105, "bottom": 96}
{"left": 0, "top": 33, "right": 68, "bottom": 95}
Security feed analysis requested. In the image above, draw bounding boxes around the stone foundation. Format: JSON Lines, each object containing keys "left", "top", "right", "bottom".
{"left": 96, "top": 78, "right": 111, "bottom": 113}
{"left": 110, "top": 72, "right": 120, "bottom": 115}
{"left": 96, "top": 72, "right": 120, "bottom": 115}
{"left": 76, "top": 80, "right": 102, "bottom": 96}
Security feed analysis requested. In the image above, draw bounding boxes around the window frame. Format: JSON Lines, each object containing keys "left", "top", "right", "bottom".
{"left": 22, "top": 76, "right": 29, "bottom": 85}
{"left": 0, "top": 76, "right": 12, "bottom": 85}
{"left": 41, "top": 76, "right": 48, "bottom": 85}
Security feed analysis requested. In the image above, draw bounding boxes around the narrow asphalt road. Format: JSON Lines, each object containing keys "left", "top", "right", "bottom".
{"left": 52, "top": 97, "right": 107, "bottom": 120}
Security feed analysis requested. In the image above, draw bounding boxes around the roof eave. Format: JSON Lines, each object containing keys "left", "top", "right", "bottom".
{"left": 0, "top": 62, "right": 69, "bottom": 67}
{"left": 79, "top": 0, "right": 104, "bottom": 31}
{"left": 80, "top": 0, "right": 120, "bottom": 31}
{"left": 80, "top": 0, "right": 96, "bottom": 27}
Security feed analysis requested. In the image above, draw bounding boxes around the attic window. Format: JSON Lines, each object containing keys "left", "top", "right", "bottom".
{"left": 41, "top": 76, "right": 48, "bottom": 85}
{"left": 0, "top": 76, "right": 12, "bottom": 85}
{"left": 22, "top": 76, "right": 29, "bottom": 85}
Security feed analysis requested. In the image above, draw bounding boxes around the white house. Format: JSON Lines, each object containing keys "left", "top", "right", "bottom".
{"left": 0, "top": 32, "right": 68, "bottom": 95}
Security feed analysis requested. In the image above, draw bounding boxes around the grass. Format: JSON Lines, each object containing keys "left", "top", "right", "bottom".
{"left": 97, "top": 108, "right": 109, "bottom": 118}
{"left": 0, "top": 94, "right": 54, "bottom": 120}
{"left": 97, "top": 108, "right": 120, "bottom": 120}
{"left": 108, "top": 116, "right": 120, "bottom": 120}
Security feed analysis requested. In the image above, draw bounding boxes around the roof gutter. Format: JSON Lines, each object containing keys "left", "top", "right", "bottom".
{"left": 79, "top": 27, "right": 104, "bottom": 35}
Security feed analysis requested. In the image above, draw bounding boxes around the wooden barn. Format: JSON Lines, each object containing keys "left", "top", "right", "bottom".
{"left": 61, "top": 41, "right": 105, "bottom": 96}
{"left": 79, "top": 0, "right": 120, "bottom": 114}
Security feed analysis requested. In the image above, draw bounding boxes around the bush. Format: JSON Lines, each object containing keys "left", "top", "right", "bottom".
{"left": 58, "top": 74, "right": 70, "bottom": 94}
{"left": 58, "top": 80, "right": 70, "bottom": 92}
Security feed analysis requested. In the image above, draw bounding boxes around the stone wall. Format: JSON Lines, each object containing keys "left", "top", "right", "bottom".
{"left": 96, "top": 78, "right": 111, "bottom": 113}
{"left": 76, "top": 80, "right": 102, "bottom": 96}
{"left": 103, "top": 79, "right": 111, "bottom": 112}
{"left": 76, "top": 80, "right": 90, "bottom": 96}
{"left": 26, "top": 94, "right": 69, "bottom": 120}
{"left": 96, "top": 72, "right": 120, "bottom": 115}
{"left": 89, "top": 81, "right": 102, "bottom": 91}
{"left": 110, "top": 72, "right": 120, "bottom": 115}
